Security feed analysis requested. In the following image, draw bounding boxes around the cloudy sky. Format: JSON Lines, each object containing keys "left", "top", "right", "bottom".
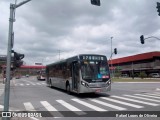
{"left": 0, "top": 0, "right": 160, "bottom": 65}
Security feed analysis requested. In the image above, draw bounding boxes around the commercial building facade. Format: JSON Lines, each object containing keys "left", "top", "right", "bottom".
{"left": 108, "top": 51, "right": 160, "bottom": 77}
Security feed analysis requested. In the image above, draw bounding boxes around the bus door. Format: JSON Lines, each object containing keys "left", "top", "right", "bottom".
{"left": 72, "top": 61, "right": 79, "bottom": 91}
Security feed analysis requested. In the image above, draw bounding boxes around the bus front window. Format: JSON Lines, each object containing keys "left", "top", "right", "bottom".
{"left": 81, "top": 61, "right": 109, "bottom": 83}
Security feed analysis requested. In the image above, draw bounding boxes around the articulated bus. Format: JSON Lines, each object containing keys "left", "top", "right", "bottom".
{"left": 46, "top": 54, "right": 111, "bottom": 94}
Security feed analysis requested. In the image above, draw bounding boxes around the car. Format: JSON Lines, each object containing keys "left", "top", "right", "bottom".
{"left": 26, "top": 74, "right": 29, "bottom": 77}
{"left": 121, "top": 74, "right": 128, "bottom": 77}
{"left": 150, "top": 73, "right": 160, "bottom": 78}
{"left": 15, "top": 75, "right": 21, "bottom": 79}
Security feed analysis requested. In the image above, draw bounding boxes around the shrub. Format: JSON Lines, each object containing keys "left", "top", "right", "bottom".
{"left": 139, "top": 71, "right": 147, "bottom": 79}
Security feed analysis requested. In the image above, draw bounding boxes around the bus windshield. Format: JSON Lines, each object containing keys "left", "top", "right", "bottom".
{"left": 81, "top": 60, "right": 110, "bottom": 83}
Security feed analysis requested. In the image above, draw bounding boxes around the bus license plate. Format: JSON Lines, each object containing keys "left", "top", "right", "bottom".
{"left": 95, "top": 89, "right": 101, "bottom": 92}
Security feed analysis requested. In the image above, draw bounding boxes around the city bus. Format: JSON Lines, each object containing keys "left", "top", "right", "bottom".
{"left": 46, "top": 54, "right": 111, "bottom": 94}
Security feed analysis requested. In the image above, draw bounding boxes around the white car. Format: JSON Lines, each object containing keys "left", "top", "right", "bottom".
{"left": 151, "top": 73, "right": 160, "bottom": 78}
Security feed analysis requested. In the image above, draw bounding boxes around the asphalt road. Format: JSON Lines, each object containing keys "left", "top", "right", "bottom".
{"left": 0, "top": 76, "right": 160, "bottom": 120}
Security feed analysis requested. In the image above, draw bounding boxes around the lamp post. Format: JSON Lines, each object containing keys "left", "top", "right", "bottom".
{"left": 3, "top": 1, "right": 31, "bottom": 120}
{"left": 110, "top": 37, "right": 113, "bottom": 78}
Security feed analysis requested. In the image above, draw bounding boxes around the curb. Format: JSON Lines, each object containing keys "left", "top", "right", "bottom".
{"left": 113, "top": 82, "right": 160, "bottom": 83}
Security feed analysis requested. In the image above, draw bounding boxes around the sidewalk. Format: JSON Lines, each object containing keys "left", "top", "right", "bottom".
{"left": 0, "top": 78, "right": 5, "bottom": 114}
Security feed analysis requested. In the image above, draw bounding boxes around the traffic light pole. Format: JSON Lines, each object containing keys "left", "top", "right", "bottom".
{"left": 3, "top": 1, "right": 31, "bottom": 120}
{"left": 3, "top": 4, "right": 15, "bottom": 118}
{"left": 140, "top": 35, "right": 160, "bottom": 44}
{"left": 144, "top": 36, "right": 160, "bottom": 41}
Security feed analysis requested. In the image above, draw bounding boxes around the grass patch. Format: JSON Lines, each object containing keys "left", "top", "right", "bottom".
{"left": 112, "top": 77, "right": 160, "bottom": 82}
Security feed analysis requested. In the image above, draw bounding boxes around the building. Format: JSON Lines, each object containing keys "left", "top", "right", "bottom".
{"left": 15, "top": 65, "right": 46, "bottom": 76}
{"left": 0, "top": 55, "right": 46, "bottom": 77}
{"left": 108, "top": 51, "right": 160, "bottom": 77}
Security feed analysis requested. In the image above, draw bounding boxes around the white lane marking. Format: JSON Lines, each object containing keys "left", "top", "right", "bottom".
{"left": 40, "top": 101, "right": 63, "bottom": 117}
{"left": 36, "top": 83, "right": 42, "bottom": 85}
{"left": 72, "top": 98, "right": 107, "bottom": 111}
{"left": 26, "top": 84, "right": 30, "bottom": 85}
{"left": 0, "top": 105, "right": 3, "bottom": 109}
{"left": 30, "top": 117, "right": 39, "bottom": 120}
{"left": 24, "top": 102, "right": 35, "bottom": 111}
{"left": 153, "top": 92, "right": 160, "bottom": 95}
{"left": 22, "top": 80, "right": 36, "bottom": 85}
{"left": 41, "top": 83, "right": 46, "bottom": 84}
{"left": 144, "top": 93, "right": 160, "bottom": 96}
{"left": 56, "top": 100, "right": 81, "bottom": 111}
{"left": 123, "top": 95, "right": 160, "bottom": 103}
{"left": 111, "top": 96, "right": 159, "bottom": 106}
{"left": 134, "top": 94, "right": 160, "bottom": 99}
{"left": 56, "top": 100, "right": 86, "bottom": 115}
{"left": 40, "top": 101, "right": 57, "bottom": 111}
{"left": 156, "top": 88, "right": 160, "bottom": 91}
{"left": 90, "top": 99, "right": 126, "bottom": 110}
{"left": 20, "top": 84, "right": 24, "bottom": 86}
{"left": 100, "top": 97, "right": 143, "bottom": 108}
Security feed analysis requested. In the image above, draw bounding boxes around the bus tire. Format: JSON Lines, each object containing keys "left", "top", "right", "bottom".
{"left": 66, "top": 84, "right": 71, "bottom": 94}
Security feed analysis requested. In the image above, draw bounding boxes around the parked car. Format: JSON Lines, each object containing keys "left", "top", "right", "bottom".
{"left": 26, "top": 74, "right": 29, "bottom": 77}
{"left": 150, "top": 73, "right": 160, "bottom": 78}
{"left": 15, "top": 75, "right": 21, "bottom": 79}
{"left": 121, "top": 74, "right": 128, "bottom": 77}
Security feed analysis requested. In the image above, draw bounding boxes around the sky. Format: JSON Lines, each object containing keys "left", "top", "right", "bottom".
{"left": 0, "top": 0, "right": 160, "bottom": 65}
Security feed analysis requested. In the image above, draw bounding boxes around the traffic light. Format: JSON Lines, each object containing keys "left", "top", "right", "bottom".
{"left": 140, "top": 35, "right": 145, "bottom": 44}
{"left": 114, "top": 48, "right": 117, "bottom": 54}
{"left": 156, "top": 2, "right": 160, "bottom": 16}
{"left": 12, "top": 51, "right": 25, "bottom": 68}
{"left": 91, "top": 0, "right": 100, "bottom": 6}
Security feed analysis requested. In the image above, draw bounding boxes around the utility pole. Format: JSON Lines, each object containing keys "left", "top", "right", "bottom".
{"left": 3, "top": 1, "right": 31, "bottom": 120}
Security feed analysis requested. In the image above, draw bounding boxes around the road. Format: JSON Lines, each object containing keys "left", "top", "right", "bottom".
{"left": 0, "top": 76, "right": 160, "bottom": 120}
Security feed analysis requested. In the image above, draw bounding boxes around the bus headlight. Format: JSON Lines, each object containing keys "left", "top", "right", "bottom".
{"left": 106, "top": 80, "right": 111, "bottom": 85}
{"left": 81, "top": 81, "right": 85, "bottom": 86}
{"left": 108, "top": 80, "right": 111, "bottom": 84}
{"left": 81, "top": 81, "right": 89, "bottom": 87}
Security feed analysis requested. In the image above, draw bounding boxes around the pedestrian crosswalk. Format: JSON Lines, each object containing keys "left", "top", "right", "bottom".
{"left": 111, "top": 95, "right": 159, "bottom": 106}
{"left": 8, "top": 92, "right": 160, "bottom": 117}
{"left": 14, "top": 82, "right": 46, "bottom": 86}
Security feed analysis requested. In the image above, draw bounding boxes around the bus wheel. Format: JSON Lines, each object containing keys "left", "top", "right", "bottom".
{"left": 66, "top": 84, "right": 71, "bottom": 94}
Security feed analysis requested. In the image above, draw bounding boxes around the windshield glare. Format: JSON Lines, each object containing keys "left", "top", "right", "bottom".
{"left": 81, "top": 60, "right": 109, "bottom": 82}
